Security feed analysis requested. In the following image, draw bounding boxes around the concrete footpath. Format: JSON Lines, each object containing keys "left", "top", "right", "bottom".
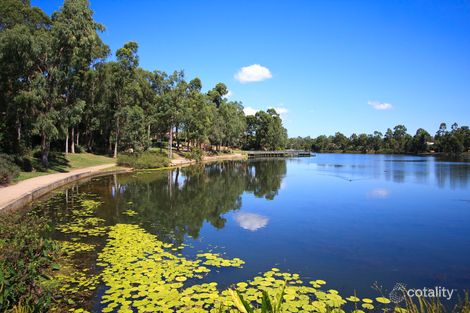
{"left": 0, "top": 164, "right": 115, "bottom": 212}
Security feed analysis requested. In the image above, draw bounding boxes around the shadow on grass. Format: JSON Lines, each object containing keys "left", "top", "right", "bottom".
{"left": 31, "top": 152, "right": 70, "bottom": 173}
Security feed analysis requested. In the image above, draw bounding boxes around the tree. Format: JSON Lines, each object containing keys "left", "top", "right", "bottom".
{"left": 184, "top": 78, "right": 211, "bottom": 148}
{"left": 52, "top": 0, "right": 108, "bottom": 154}
{"left": 0, "top": 0, "right": 50, "bottom": 154}
{"left": 207, "top": 82, "right": 228, "bottom": 108}
{"left": 409, "top": 128, "right": 431, "bottom": 154}
{"left": 253, "top": 109, "right": 287, "bottom": 150}
{"left": 109, "top": 42, "right": 139, "bottom": 158}
{"left": 155, "top": 71, "right": 186, "bottom": 158}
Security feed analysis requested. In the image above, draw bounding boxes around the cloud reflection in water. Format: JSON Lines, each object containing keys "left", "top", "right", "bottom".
{"left": 234, "top": 213, "right": 269, "bottom": 231}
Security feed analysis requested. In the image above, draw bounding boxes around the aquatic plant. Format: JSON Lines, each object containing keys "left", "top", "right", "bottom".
{"left": 122, "top": 209, "right": 138, "bottom": 216}
{"left": 94, "top": 223, "right": 394, "bottom": 313}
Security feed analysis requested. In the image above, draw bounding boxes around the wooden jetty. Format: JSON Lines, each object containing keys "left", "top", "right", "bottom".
{"left": 246, "top": 150, "right": 313, "bottom": 158}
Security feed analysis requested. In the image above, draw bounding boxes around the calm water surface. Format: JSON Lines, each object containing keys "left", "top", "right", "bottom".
{"left": 35, "top": 154, "right": 470, "bottom": 304}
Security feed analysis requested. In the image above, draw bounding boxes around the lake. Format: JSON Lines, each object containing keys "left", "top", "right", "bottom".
{"left": 32, "top": 154, "right": 470, "bottom": 310}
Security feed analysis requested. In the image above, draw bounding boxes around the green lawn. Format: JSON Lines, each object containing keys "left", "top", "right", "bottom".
{"left": 16, "top": 153, "right": 115, "bottom": 182}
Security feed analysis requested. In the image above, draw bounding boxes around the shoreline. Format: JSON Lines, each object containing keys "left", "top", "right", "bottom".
{"left": 0, "top": 153, "right": 247, "bottom": 212}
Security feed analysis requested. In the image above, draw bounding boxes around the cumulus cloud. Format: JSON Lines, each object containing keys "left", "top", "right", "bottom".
{"left": 234, "top": 64, "right": 272, "bottom": 83}
{"left": 272, "top": 107, "right": 288, "bottom": 115}
{"left": 243, "top": 106, "right": 288, "bottom": 117}
{"left": 243, "top": 107, "right": 258, "bottom": 116}
{"left": 368, "top": 100, "right": 393, "bottom": 110}
{"left": 234, "top": 213, "right": 269, "bottom": 231}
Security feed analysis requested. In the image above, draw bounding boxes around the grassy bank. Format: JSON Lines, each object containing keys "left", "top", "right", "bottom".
{"left": 117, "top": 150, "right": 170, "bottom": 169}
{"left": 15, "top": 153, "right": 114, "bottom": 182}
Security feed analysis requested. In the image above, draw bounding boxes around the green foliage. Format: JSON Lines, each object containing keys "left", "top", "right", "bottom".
{"left": 185, "top": 147, "right": 204, "bottom": 162}
{"left": 0, "top": 154, "right": 20, "bottom": 185}
{"left": 244, "top": 109, "right": 288, "bottom": 151}
{"left": 228, "top": 284, "right": 286, "bottom": 313}
{"left": 294, "top": 122, "right": 470, "bottom": 155}
{"left": 0, "top": 0, "right": 290, "bottom": 166}
{"left": 117, "top": 151, "right": 170, "bottom": 169}
{"left": 0, "top": 211, "right": 58, "bottom": 312}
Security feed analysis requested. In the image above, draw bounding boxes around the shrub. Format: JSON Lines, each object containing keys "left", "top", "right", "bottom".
{"left": 0, "top": 154, "right": 20, "bottom": 185}
{"left": 185, "top": 148, "right": 204, "bottom": 162}
{"left": 117, "top": 151, "right": 170, "bottom": 169}
{"left": 0, "top": 211, "right": 58, "bottom": 311}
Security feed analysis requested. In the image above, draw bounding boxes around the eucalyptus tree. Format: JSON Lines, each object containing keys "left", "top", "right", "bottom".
{"left": 253, "top": 109, "right": 288, "bottom": 150}
{"left": 51, "top": 0, "right": 108, "bottom": 154}
{"left": 207, "top": 82, "right": 228, "bottom": 108}
{"left": 108, "top": 42, "right": 139, "bottom": 158}
{"left": 0, "top": 0, "right": 50, "bottom": 154}
{"left": 218, "top": 101, "right": 246, "bottom": 147}
{"left": 184, "top": 78, "right": 212, "bottom": 148}
{"left": 155, "top": 70, "right": 187, "bottom": 158}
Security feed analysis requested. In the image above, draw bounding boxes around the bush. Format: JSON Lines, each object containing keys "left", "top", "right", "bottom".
{"left": 0, "top": 154, "right": 20, "bottom": 185}
{"left": 0, "top": 211, "right": 58, "bottom": 311}
{"left": 117, "top": 151, "right": 170, "bottom": 169}
{"left": 185, "top": 148, "right": 204, "bottom": 162}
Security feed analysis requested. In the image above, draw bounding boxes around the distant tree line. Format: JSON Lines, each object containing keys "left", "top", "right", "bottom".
{"left": 287, "top": 123, "right": 470, "bottom": 155}
{"left": 0, "top": 0, "right": 288, "bottom": 168}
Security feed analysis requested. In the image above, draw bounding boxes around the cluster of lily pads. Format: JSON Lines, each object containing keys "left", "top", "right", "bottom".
{"left": 197, "top": 252, "right": 245, "bottom": 268}
{"left": 56, "top": 198, "right": 108, "bottom": 237}
{"left": 92, "top": 223, "right": 395, "bottom": 313}
{"left": 122, "top": 209, "right": 138, "bottom": 216}
{"left": 47, "top": 194, "right": 396, "bottom": 313}
{"left": 59, "top": 241, "right": 96, "bottom": 257}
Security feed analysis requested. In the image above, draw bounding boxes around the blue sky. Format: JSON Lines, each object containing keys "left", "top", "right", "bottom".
{"left": 33, "top": 0, "right": 470, "bottom": 137}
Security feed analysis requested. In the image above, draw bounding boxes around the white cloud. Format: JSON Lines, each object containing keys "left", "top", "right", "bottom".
{"left": 234, "top": 213, "right": 269, "bottom": 231}
{"left": 243, "top": 106, "right": 258, "bottom": 116}
{"left": 234, "top": 64, "right": 272, "bottom": 83}
{"left": 224, "top": 90, "right": 233, "bottom": 99}
{"left": 243, "top": 106, "right": 288, "bottom": 117}
{"left": 272, "top": 107, "right": 288, "bottom": 115}
{"left": 368, "top": 100, "right": 393, "bottom": 110}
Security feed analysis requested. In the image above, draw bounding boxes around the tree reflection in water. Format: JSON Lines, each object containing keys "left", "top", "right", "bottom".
{"left": 82, "top": 159, "right": 287, "bottom": 246}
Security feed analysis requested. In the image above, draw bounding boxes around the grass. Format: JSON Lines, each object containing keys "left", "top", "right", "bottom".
{"left": 15, "top": 153, "right": 115, "bottom": 182}
{"left": 117, "top": 150, "right": 169, "bottom": 169}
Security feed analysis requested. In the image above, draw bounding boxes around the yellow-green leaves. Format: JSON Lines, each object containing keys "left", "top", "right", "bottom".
{"left": 197, "top": 252, "right": 245, "bottom": 268}
{"left": 122, "top": 209, "right": 138, "bottom": 216}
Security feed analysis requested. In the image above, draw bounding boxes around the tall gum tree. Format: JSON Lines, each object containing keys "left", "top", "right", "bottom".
{"left": 51, "top": 0, "right": 108, "bottom": 154}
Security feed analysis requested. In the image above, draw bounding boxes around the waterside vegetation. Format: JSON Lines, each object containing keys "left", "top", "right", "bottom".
{"left": 0, "top": 0, "right": 288, "bottom": 182}
{"left": 288, "top": 123, "right": 470, "bottom": 155}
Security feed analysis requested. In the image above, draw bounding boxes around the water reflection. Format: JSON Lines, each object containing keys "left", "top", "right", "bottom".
{"left": 367, "top": 188, "right": 391, "bottom": 199}
{"left": 309, "top": 154, "right": 470, "bottom": 189}
{"left": 234, "top": 213, "right": 269, "bottom": 231}
{"left": 78, "top": 160, "right": 287, "bottom": 245}
{"left": 34, "top": 154, "right": 470, "bottom": 301}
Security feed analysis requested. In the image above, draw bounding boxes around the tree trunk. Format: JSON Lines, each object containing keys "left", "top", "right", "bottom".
{"left": 147, "top": 124, "right": 151, "bottom": 144}
{"left": 76, "top": 131, "right": 79, "bottom": 146}
{"left": 65, "top": 129, "right": 69, "bottom": 155}
{"left": 41, "top": 132, "right": 49, "bottom": 168}
{"left": 114, "top": 121, "right": 120, "bottom": 158}
{"left": 17, "top": 123, "right": 21, "bottom": 142}
{"left": 175, "top": 125, "right": 180, "bottom": 151}
{"left": 108, "top": 135, "right": 113, "bottom": 155}
{"left": 71, "top": 128, "right": 75, "bottom": 154}
{"left": 168, "top": 125, "right": 173, "bottom": 159}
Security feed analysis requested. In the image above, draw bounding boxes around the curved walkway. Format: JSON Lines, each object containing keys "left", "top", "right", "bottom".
{"left": 0, "top": 164, "right": 115, "bottom": 211}
{"left": 170, "top": 153, "right": 245, "bottom": 167}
